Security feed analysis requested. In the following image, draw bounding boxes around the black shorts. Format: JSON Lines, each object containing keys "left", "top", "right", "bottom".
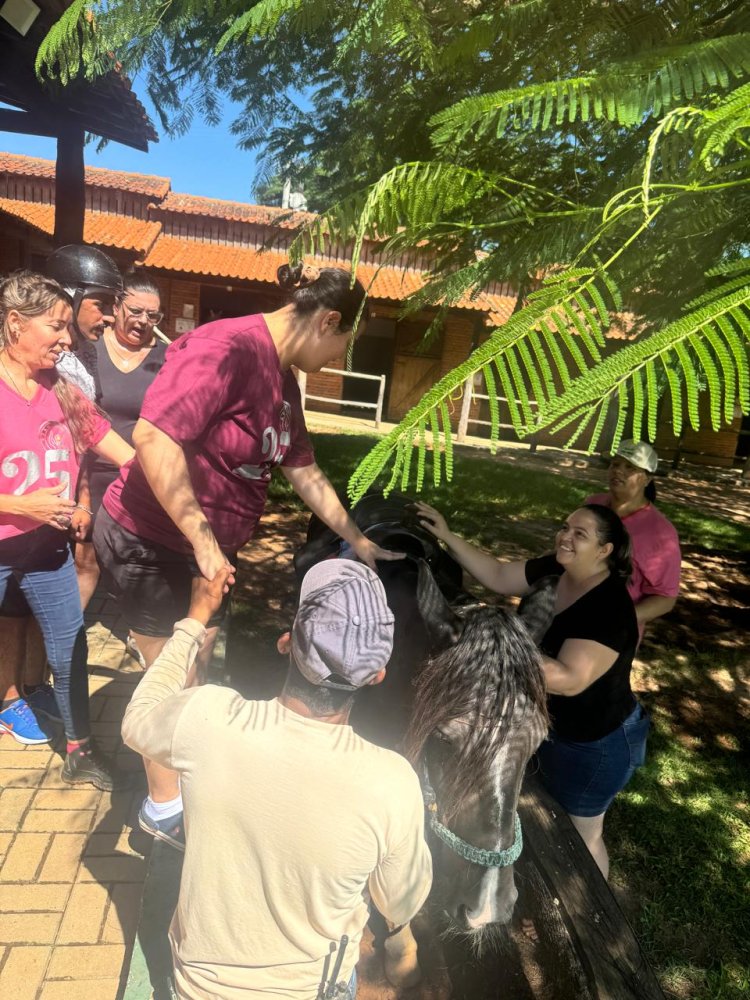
{"left": 93, "top": 507, "right": 234, "bottom": 638}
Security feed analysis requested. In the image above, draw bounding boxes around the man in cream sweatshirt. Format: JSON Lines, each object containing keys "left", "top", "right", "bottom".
{"left": 122, "top": 559, "right": 432, "bottom": 999}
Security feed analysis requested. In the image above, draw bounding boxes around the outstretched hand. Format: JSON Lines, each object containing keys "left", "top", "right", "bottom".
{"left": 188, "top": 566, "right": 235, "bottom": 626}
{"left": 350, "top": 535, "right": 406, "bottom": 571}
{"left": 413, "top": 501, "right": 452, "bottom": 543}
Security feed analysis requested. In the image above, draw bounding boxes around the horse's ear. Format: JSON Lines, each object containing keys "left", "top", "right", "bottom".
{"left": 416, "top": 559, "right": 463, "bottom": 648}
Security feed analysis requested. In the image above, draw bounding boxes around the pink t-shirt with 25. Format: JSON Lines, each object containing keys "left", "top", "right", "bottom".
{"left": 1, "top": 379, "right": 109, "bottom": 541}
{"left": 103, "top": 313, "right": 315, "bottom": 553}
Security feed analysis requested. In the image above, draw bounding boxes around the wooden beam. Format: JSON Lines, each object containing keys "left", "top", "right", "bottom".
{"left": 0, "top": 108, "right": 58, "bottom": 138}
{"left": 519, "top": 774, "right": 665, "bottom": 999}
{"left": 54, "top": 122, "right": 86, "bottom": 248}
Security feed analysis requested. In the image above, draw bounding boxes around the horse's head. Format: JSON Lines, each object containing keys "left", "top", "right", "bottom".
{"left": 408, "top": 563, "right": 549, "bottom": 931}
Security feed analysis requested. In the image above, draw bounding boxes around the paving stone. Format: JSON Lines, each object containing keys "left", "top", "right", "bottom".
{"left": 115, "top": 751, "right": 145, "bottom": 772}
{"left": 0, "top": 832, "right": 50, "bottom": 881}
{"left": 87, "top": 696, "right": 107, "bottom": 722}
{"left": 22, "top": 810, "right": 95, "bottom": 834}
{"left": 0, "top": 788, "right": 34, "bottom": 831}
{"left": 0, "top": 738, "right": 36, "bottom": 754}
{"left": 87, "top": 671, "right": 113, "bottom": 693}
{"left": 0, "top": 749, "right": 54, "bottom": 769}
{"left": 99, "top": 698, "right": 132, "bottom": 724}
{"left": 0, "top": 945, "right": 51, "bottom": 1000}
{"left": 0, "top": 768, "right": 47, "bottom": 789}
{"left": 0, "top": 831, "right": 12, "bottom": 863}
{"left": 0, "top": 883, "right": 69, "bottom": 912}
{"left": 37, "top": 768, "right": 71, "bottom": 790}
{"left": 46, "top": 943, "right": 125, "bottom": 980}
{"left": 39, "top": 979, "right": 120, "bottom": 1000}
{"left": 0, "top": 911, "right": 61, "bottom": 944}
{"left": 78, "top": 854, "right": 146, "bottom": 883}
{"left": 38, "top": 833, "right": 86, "bottom": 882}
{"left": 102, "top": 882, "right": 143, "bottom": 944}
{"left": 56, "top": 882, "right": 110, "bottom": 944}
{"left": 94, "top": 790, "right": 138, "bottom": 834}
{"left": 33, "top": 788, "right": 100, "bottom": 811}
{"left": 83, "top": 830, "right": 139, "bottom": 857}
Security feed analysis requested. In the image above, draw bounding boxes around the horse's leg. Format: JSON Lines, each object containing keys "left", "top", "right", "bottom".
{"left": 384, "top": 921, "right": 422, "bottom": 988}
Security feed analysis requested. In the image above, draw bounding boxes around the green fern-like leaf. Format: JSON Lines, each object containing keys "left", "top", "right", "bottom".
{"left": 430, "top": 35, "right": 750, "bottom": 147}
{"left": 533, "top": 281, "right": 750, "bottom": 451}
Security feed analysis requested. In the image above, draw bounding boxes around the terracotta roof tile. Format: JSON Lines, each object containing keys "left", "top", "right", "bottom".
{"left": 0, "top": 153, "right": 170, "bottom": 199}
{"left": 0, "top": 199, "right": 161, "bottom": 255}
{"left": 155, "top": 191, "right": 316, "bottom": 229}
{"left": 143, "top": 236, "right": 518, "bottom": 316}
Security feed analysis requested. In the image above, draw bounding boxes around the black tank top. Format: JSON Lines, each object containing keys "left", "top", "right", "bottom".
{"left": 525, "top": 554, "right": 638, "bottom": 741}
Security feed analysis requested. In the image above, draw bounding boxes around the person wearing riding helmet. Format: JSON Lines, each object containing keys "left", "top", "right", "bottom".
{"left": 586, "top": 440, "right": 681, "bottom": 641}
{"left": 96, "top": 262, "right": 404, "bottom": 851}
{"left": 46, "top": 244, "right": 124, "bottom": 402}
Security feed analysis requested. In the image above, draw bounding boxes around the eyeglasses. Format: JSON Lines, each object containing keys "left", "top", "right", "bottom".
{"left": 122, "top": 302, "right": 163, "bottom": 325}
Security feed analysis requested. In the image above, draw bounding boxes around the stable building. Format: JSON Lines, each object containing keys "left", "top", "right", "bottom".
{"left": 0, "top": 151, "right": 745, "bottom": 469}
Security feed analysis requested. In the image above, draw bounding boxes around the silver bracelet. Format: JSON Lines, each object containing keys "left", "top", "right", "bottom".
{"left": 76, "top": 503, "right": 93, "bottom": 516}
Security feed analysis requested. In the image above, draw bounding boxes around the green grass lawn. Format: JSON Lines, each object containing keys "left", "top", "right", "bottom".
{"left": 261, "top": 431, "right": 749, "bottom": 1000}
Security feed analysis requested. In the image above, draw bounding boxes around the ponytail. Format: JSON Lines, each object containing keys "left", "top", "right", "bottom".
{"left": 582, "top": 503, "right": 633, "bottom": 582}
{"left": 277, "top": 263, "right": 369, "bottom": 332}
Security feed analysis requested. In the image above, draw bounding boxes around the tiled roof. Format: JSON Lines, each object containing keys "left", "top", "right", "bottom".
{"left": 0, "top": 199, "right": 162, "bottom": 255}
{"left": 155, "top": 191, "right": 315, "bottom": 229}
{"left": 0, "top": 153, "right": 169, "bottom": 199}
{"left": 143, "top": 237, "right": 518, "bottom": 316}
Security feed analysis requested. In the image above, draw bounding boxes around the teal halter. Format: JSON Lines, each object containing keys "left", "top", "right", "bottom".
{"left": 427, "top": 807, "right": 523, "bottom": 868}
{"left": 421, "top": 760, "right": 523, "bottom": 868}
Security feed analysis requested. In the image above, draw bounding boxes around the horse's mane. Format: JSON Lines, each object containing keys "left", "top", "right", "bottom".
{"left": 404, "top": 605, "right": 548, "bottom": 820}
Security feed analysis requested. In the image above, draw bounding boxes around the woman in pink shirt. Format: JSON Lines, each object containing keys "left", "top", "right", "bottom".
{"left": 587, "top": 440, "right": 681, "bottom": 639}
{"left": 0, "top": 272, "right": 133, "bottom": 789}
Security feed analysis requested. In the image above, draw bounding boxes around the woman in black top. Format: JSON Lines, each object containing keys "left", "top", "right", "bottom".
{"left": 416, "top": 500, "right": 649, "bottom": 879}
{"left": 74, "top": 271, "right": 167, "bottom": 608}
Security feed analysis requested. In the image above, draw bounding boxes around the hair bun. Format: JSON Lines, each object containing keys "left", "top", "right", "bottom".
{"left": 276, "top": 262, "right": 321, "bottom": 290}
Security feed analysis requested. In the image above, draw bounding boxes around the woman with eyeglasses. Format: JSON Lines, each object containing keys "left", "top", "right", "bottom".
{"left": 74, "top": 271, "right": 167, "bottom": 607}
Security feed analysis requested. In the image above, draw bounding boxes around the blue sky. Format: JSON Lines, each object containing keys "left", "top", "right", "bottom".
{"left": 1, "top": 92, "right": 262, "bottom": 204}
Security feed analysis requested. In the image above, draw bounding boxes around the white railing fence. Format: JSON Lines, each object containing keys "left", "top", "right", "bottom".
{"left": 297, "top": 368, "right": 387, "bottom": 429}
{"left": 457, "top": 374, "right": 538, "bottom": 449}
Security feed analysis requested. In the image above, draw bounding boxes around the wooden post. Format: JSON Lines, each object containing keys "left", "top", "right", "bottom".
{"left": 375, "top": 375, "right": 386, "bottom": 429}
{"left": 296, "top": 369, "right": 307, "bottom": 409}
{"left": 457, "top": 375, "right": 473, "bottom": 442}
{"left": 54, "top": 121, "right": 86, "bottom": 247}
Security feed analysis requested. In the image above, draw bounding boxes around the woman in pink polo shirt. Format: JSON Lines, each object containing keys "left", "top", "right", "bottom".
{"left": 587, "top": 440, "right": 681, "bottom": 639}
{"left": 0, "top": 272, "right": 133, "bottom": 788}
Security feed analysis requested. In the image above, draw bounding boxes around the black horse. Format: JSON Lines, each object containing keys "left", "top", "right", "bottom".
{"left": 294, "top": 491, "right": 549, "bottom": 938}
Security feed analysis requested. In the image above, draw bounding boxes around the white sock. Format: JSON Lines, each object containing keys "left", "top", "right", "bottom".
{"left": 143, "top": 793, "right": 183, "bottom": 823}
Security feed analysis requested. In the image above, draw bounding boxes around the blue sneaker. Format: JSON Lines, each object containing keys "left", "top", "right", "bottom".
{"left": 0, "top": 698, "right": 53, "bottom": 745}
{"left": 138, "top": 801, "right": 186, "bottom": 852}
{"left": 25, "top": 684, "right": 62, "bottom": 722}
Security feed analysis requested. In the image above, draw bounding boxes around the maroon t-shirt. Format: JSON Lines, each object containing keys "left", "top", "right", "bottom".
{"left": 103, "top": 314, "right": 314, "bottom": 552}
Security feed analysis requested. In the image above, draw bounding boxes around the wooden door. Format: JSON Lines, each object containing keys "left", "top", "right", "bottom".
{"left": 388, "top": 355, "right": 442, "bottom": 421}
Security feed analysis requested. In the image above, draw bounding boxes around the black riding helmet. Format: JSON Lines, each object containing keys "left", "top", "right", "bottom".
{"left": 45, "top": 245, "right": 123, "bottom": 332}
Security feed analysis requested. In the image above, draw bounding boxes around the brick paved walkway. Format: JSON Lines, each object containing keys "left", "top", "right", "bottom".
{"left": 0, "top": 593, "right": 147, "bottom": 1000}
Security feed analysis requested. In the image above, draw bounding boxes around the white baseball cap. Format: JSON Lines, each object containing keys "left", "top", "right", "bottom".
{"left": 612, "top": 439, "right": 659, "bottom": 474}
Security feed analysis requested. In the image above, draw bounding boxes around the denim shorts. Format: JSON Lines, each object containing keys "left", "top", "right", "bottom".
{"left": 93, "top": 508, "right": 234, "bottom": 638}
{"left": 536, "top": 702, "right": 650, "bottom": 817}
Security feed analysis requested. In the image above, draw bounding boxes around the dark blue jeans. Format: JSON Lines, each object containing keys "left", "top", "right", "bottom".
{"left": 0, "top": 526, "right": 91, "bottom": 741}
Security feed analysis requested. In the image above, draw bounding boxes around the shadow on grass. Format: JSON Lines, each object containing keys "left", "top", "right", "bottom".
{"left": 608, "top": 688, "right": 749, "bottom": 1000}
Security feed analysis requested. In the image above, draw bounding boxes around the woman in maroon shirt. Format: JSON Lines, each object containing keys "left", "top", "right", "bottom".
{"left": 95, "top": 263, "right": 403, "bottom": 849}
